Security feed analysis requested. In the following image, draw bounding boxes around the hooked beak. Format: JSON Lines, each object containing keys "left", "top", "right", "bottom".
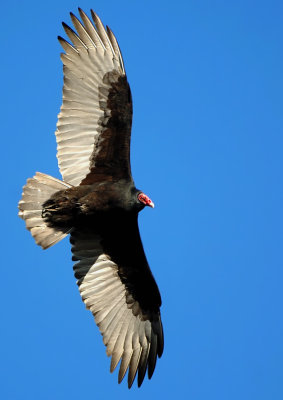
{"left": 138, "top": 193, "right": 155, "bottom": 208}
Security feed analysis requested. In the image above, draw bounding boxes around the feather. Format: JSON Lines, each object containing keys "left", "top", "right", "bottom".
{"left": 78, "top": 8, "right": 106, "bottom": 50}
{"left": 148, "top": 330, "right": 158, "bottom": 379}
{"left": 70, "top": 13, "right": 96, "bottom": 49}
{"left": 90, "top": 10, "right": 115, "bottom": 56}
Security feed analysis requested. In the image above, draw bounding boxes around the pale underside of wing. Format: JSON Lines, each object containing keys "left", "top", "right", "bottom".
{"left": 70, "top": 229, "right": 163, "bottom": 388}
{"left": 56, "top": 9, "right": 131, "bottom": 186}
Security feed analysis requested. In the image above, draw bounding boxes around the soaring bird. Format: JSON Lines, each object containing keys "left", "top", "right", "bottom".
{"left": 18, "top": 9, "right": 163, "bottom": 388}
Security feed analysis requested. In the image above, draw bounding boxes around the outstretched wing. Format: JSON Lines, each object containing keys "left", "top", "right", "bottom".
{"left": 56, "top": 9, "right": 133, "bottom": 186}
{"left": 70, "top": 215, "right": 163, "bottom": 388}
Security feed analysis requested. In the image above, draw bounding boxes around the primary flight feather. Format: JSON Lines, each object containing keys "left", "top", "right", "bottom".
{"left": 18, "top": 8, "right": 163, "bottom": 388}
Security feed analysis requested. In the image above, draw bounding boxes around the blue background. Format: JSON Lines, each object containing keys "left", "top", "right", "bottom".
{"left": 2, "top": 1, "right": 283, "bottom": 399}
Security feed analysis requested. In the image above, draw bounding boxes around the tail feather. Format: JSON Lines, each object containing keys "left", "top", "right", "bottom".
{"left": 18, "top": 172, "right": 72, "bottom": 249}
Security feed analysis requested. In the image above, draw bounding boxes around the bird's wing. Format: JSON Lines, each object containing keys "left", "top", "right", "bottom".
{"left": 56, "top": 9, "right": 133, "bottom": 186}
{"left": 70, "top": 216, "right": 163, "bottom": 388}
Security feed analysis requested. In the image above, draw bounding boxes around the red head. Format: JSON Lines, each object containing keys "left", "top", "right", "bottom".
{"left": 138, "top": 192, "right": 154, "bottom": 208}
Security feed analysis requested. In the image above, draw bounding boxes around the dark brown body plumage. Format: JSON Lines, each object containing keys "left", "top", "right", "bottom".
{"left": 42, "top": 180, "right": 141, "bottom": 227}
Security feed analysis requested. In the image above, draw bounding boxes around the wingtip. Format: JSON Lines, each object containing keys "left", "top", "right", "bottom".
{"left": 78, "top": 7, "right": 86, "bottom": 19}
{"left": 106, "top": 25, "right": 113, "bottom": 37}
{"left": 90, "top": 9, "right": 96, "bottom": 17}
{"left": 90, "top": 9, "right": 101, "bottom": 25}
{"left": 137, "top": 373, "right": 145, "bottom": 388}
{"left": 70, "top": 11, "right": 79, "bottom": 26}
{"left": 61, "top": 21, "right": 69, "bottom": 32}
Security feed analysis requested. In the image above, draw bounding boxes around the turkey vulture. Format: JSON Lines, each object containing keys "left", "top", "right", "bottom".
{"left": 18, "top": 8, "right": 163, "bottom": 388}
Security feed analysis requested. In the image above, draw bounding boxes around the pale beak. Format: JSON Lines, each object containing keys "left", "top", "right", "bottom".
{"left": 148, "top": 200, "right": 155, "bottom": 208}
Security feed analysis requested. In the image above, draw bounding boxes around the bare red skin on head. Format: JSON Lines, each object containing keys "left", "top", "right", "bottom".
{"left": 138, "top": 193, "right": 154, "bottom": 208}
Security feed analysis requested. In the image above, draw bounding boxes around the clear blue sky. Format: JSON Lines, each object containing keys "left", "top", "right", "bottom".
{"left": 2, "top": 0, "right": 283, "bottom": 399}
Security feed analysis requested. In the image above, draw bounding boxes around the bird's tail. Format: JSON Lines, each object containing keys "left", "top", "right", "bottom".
{"left": 18, "top": 172, "right": 72, "bottom": 249}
